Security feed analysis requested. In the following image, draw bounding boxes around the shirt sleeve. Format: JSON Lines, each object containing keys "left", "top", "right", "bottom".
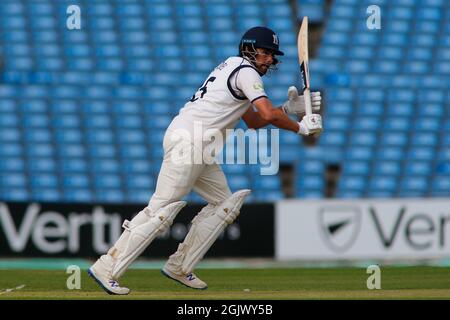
{"left": 234, "top": 67, "right": 268, "bottom": 103}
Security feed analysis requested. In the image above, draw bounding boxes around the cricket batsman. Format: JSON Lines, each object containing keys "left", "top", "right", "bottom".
{"left": 88, "top": 26, "right": 323, "bottom": 295}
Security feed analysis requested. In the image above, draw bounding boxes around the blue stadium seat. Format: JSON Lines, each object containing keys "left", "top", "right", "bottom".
{"left": 85, "top": 131, "right": 114, "bottom": 144}
{"left": 342, "top": 161, "right": 370, "bottom": 175}
{"left": 94, "top": 44, "right": 121, "bottom": 57}
{"left": 52, "top": 100, "right": 77, "bottom": 114}
{"left": 436, "top": 162, "right": 450, "bottom": 175}
{"left": 297, "top": 175, "right": 325, "bottom": 189}
{"left": 28, "top": 158, "right": 56, "bottom": 172}
{"left": 93, "top": 175, "right": 122, "bottom": 189}
{"left": 124, "top": 175, "right": 155, "bottom": 189}
{"left": 339, "top": 176, "right": 366, "bottom": 191}
{"left": 0, "top": 188, "right": 29, "bottom": 201}
{"left": 373, "top": 161, "right": 401, "bottom": 176}
{"left": 228, "top": 175, "right": 250, "bottom": 190}
{"left": 253, "top": 176, "right": 281, "bottom": 190}
{"left": 55, "top": 129, "right": 83, "bottom": 143}
{"left": 0, "top": 0, "right": 448, "bottom": 202}
{"left": 125, "top": 190, "right": 152, "bottom": 204}
{"left": 404, "top": 162, "right": 432, "bottom": 177}
{"left": 407, "top": 48, "right": 433, "bottom": 61}
{"left": 59, "top": 159, "right": 88, "bottom": 173}
{"left": 88, "top": 15, "right": 114, "bottom": 30}
{"left": 119, "top": 144, "right": 148, "bottom": 158}
{"left": 407, "top": 147, "right": 435, "bottom": 160}
{"left": 61, "top": 174, "right": 90, "bottom": 188}
{"left": 114, "top": 114, "right": 142, "bottom": 130}
{"left": 417, "top": 103, "right": 444, "bottom": 118}
{"left": 335, "top": 189, "right": 364, "bottom": 199}
{"left": 326, "top": 101, "right": 352, "bottom": 116}
{"left": 95, "top": 189, "right": 126, "bottom": 203}
{"left": 403, "top": 61, "right": 428, "bottom": 74}
{"left": 350, "top": 132, "right": 377, "bottom": 146}
{"left": 375, "top": 147, "right": 405, "bottom": 161}
{"left": 356, "top": 102, "right": 384, "bottom": 117}
{"left": 319, "top": 131, "right": 347, "bottom": 146}
{"left": 254, "top": 190, "right": 285, "bottom": 201}
{"left": 52, "top": 115, "right": 80, "bottom": 128}
{"left": 30, "top": 174, "right": 58, "bottom": 188}
{"left": 63, "top": 189, "right": 93, "bottom": 202}
{"left": 353, "top": 117, "right": 379, "bottom": 131}
{"left": 379, "top": 133, "right": 408, "bottom": 147}
{"left": 383, "top": 118, "right": 410, "bottom": 131}
{"left": 223, "top": 165, "right": 248, "bottom": 175}
{"left": 147, "top": 17, "right": 175, "bottom": 30}
{"left": 0, "top": 113, "right": 18, "bottom": 127}
{"left": 0, "top": 157, "right": 24, "bottom": 171}
{"left": 413, "top": 118, "right": 440, "bottom": 131}
{"left": 24, "top": 142, "right": 52, "bottom": 158}
{"left": 90, "top": 159, "right": 120, "bottom": 174}
{"left": 369, "top": 176, "right": 398, "bottom": 191}
{"left": 348, "top": 46, "right": 375, "bottom": 59}
{"left": 297, "top": 161, "right": 325, "bottom": 175}
{"left": 31, "top": 189, "right": 61, "bottom": 202}
{"left": 400, "top": 177, "right": 428, "bottom": 192}
{"left": 295, "top": 184, "right": 324, "bottom": 198}
{"left": 410, "top": 133, "right": 438, "bottom": 147}
{"left": 366, "top": 190, "right": 395, "bottom": 198}
{"left": 121, "top": 160, "right": 153, "bottom": 174}
{"left": 431, "top": 176, "right": 450, "bottom": 194}
{"left": 23, "top": 128, "right": 51, "bottom": 143}
{"left": 0, "top": 173, "right": 27, "bottom": 188}
{"left": 0, "top": 142, "right": 22, "bottom": 157}
{"left": 57, "top": 144, "right": 86, "bottom": 158}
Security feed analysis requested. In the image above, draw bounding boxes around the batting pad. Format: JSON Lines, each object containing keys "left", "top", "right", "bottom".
{"left": 165, "top": 189, "right": 251, "bottom": 275}
{"left": 111, "top": 201, "right": 186, "bottom": 279}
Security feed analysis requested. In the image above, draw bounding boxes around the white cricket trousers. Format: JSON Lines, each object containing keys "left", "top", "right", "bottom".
{"left": 147, "top": 129, "right": 232, "bottom": 212}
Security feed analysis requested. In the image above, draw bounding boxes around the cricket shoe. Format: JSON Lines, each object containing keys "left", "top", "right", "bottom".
{"left": 88, "top": 255, "right": 130, "bottom": 295}
{"left": 161, "top": 267, "right": 208, "bottom": 290}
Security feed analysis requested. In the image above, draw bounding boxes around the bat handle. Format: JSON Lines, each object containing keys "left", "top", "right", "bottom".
{"left": 304, "top": 88, "right": 313, "bottom": 115}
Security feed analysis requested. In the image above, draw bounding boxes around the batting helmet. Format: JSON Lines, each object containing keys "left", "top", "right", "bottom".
{"left": 239, "top": 26, "right": 284, "bottom": 56}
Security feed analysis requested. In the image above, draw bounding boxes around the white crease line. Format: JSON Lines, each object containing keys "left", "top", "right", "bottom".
{"left": 0, "top": 285, "right": 26, "bottom": 295}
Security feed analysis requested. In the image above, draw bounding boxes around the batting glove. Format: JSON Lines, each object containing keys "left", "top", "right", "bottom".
{"left": 297, "top": 114, "right": 323, "bottom": 137}
{"left": 281, "top": 86, "right": 321, "bottom": 115}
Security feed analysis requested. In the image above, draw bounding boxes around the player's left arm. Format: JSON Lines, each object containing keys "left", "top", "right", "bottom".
{"left": 236, "top": 68, "right": 286, "bottom": 129}
{"left": 243, "top": 97, "right": 323, "bottom": 137}
{"left": 242, "top": 103, "right": 284, "bottom": 129}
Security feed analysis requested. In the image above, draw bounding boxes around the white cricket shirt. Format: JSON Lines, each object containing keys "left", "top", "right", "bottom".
{"left": 167, "top": 56, "right": 267, "bottom": 147}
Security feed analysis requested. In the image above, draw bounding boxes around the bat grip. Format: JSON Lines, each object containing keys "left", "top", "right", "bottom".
{"left": 303, "top": 88, "right": 313, "bottom": 115}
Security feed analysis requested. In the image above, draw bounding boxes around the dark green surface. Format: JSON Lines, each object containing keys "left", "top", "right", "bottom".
{"left": 1, "top": 267, "right": 450, "bottom": 299}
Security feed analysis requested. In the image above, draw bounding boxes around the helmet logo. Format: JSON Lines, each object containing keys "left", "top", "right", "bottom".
{"left": 273, "top": 34, "right": 279, "bottom": 46}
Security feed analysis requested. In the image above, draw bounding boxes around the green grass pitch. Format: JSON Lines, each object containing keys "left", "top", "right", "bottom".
{"left": 1, "top": 267, "right": 450, "bottom": 299}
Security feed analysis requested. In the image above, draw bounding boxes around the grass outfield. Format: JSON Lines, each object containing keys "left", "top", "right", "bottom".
{"left": 1, "top": 267, "right": 450, "bottom": 299}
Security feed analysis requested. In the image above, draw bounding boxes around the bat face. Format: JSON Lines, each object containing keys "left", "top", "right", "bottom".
{"left": 298, "top": 16, "right": 313, "bottom": 116}
{"left": 298, "top": 16, "right": 310, "bottom": 93}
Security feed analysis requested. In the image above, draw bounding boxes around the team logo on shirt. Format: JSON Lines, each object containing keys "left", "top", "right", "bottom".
{"left": 253, "top": 82, "right": 264, "bottom": 90}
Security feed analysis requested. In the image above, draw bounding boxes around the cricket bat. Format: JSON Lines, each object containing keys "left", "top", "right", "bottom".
{"left": 297, "top": 16, "right": 312, "bottom": 117}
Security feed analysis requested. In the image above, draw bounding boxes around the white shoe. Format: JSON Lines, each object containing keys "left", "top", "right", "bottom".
{"left": 161, "top": 267, "right": 208, "bottom": 290}
{"left": 88, "top": 256, "right": 130, "bottom": 295}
